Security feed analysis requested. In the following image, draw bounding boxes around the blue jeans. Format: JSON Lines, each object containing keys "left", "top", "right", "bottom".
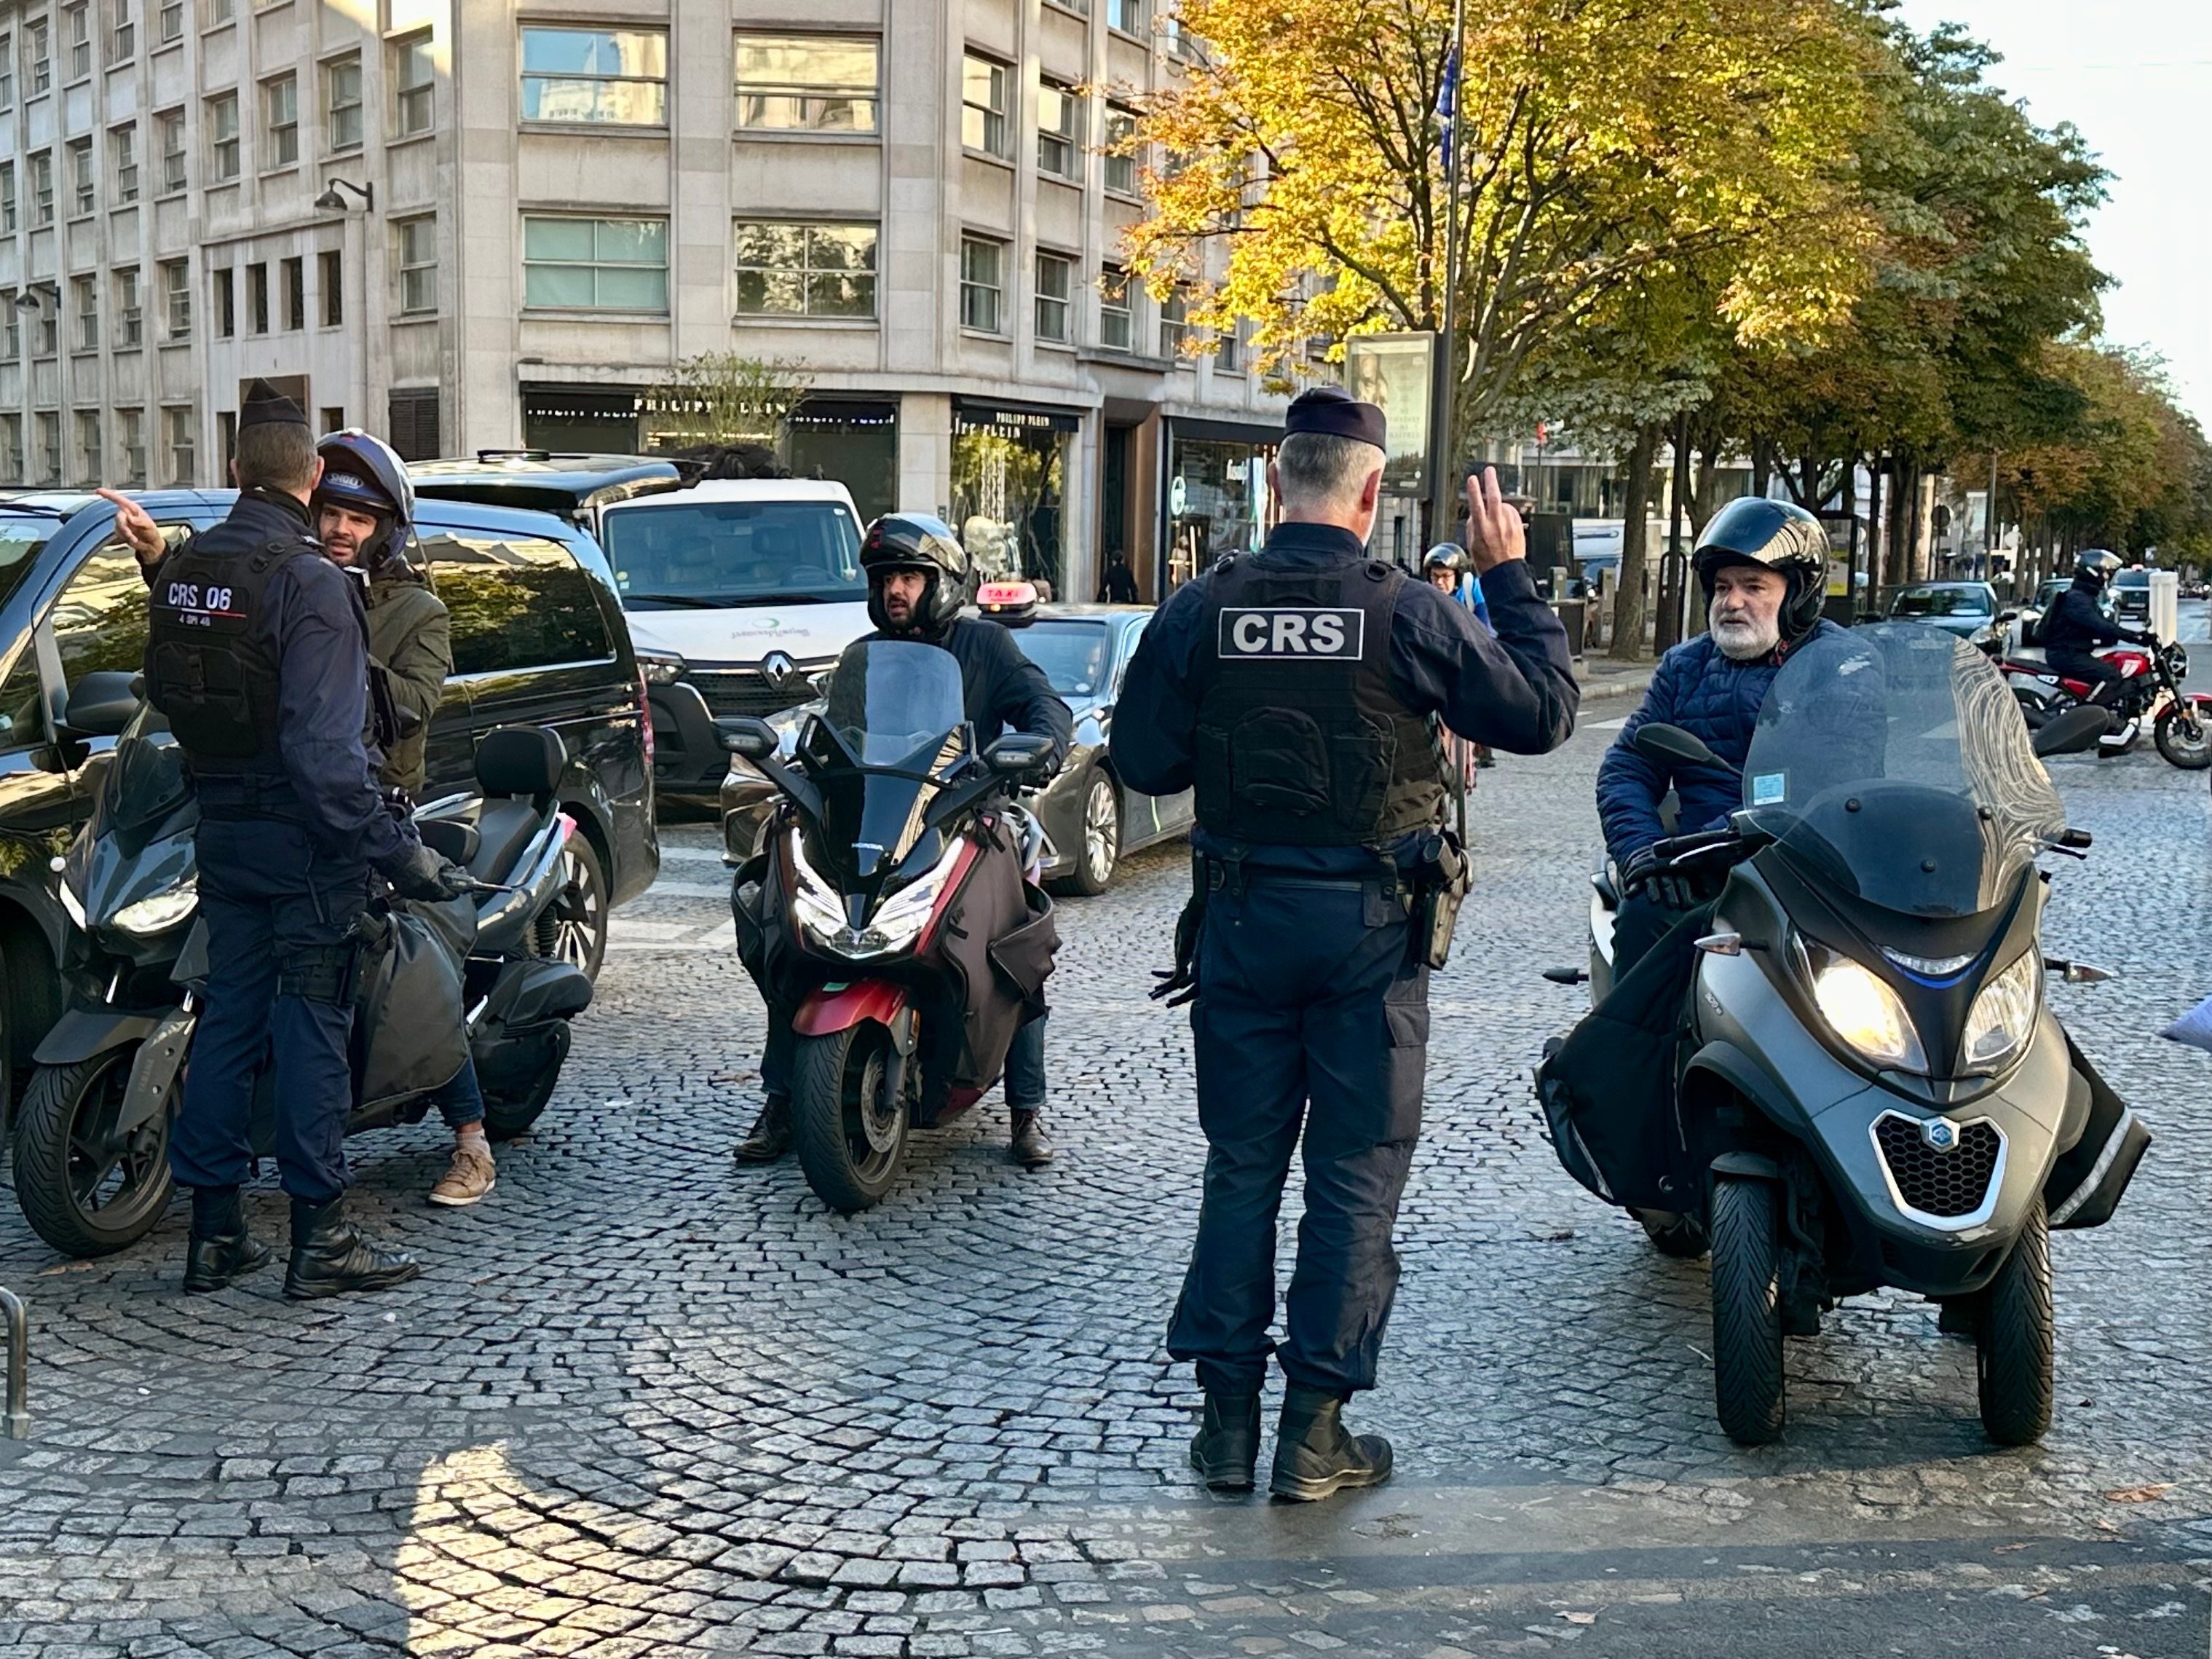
{"left": 430, "top": 1055, "right": 486, "bottom": 1130}
{"left": 1006, "top": 1014, "right": 1046, "bottom": 1114}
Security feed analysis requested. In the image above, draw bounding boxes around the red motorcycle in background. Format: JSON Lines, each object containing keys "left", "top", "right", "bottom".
{"left": 1990, "top": 628, "right": 2211, "bottom": 770}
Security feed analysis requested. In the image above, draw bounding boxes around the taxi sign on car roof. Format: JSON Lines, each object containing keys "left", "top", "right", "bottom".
{"left": 977, "top": 579, "right": 1040, "bottom": 627}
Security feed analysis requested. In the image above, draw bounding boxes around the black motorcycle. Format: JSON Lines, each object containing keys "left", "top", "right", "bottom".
{"left": 12, "top": 676, "right": 593, "bottom": 1258}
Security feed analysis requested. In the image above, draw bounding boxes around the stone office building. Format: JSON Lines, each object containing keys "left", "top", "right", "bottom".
{"left": 0, "top": 0, "right": 1284, "bottom": 602}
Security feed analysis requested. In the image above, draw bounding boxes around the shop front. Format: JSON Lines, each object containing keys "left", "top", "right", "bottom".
{"left": 1164, "top": 417, "right": 1279, "bottom": 596}
{"left": 521, "top": 383, "right": 644, "bottom": 453}
{"left": 788, "top": 399, "right": 898, "bottom": 524}
{"left": 951, "top": 400, "right": 1079, "bottom": 599}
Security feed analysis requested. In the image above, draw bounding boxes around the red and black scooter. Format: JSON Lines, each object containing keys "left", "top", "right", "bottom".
{"left": 724, "top": 639, "right": 1059, "bottom": 1213}
{"left": 1988, "top": 626, "right": 2211, "bottom": 770}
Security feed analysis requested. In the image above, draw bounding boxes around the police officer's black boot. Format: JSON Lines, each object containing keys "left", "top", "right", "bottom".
{"left": 1188, "top": 1391, "right": 1262, "bottom": 1491}
{"left": 283, "top": 1194, "right": 422, "bottom": 1300}
{"left": 1268, "top": 1385, "right": 1394, "bottom": 1502}
{"left": 1009, "top": 1110, "right": 1055, "bottom": 1168}
{"left": 183, "top": 1185, "right": 271, "bottom": 1293}
{"left": 733, "top": 1095, "right": 793, "bottom": 1163}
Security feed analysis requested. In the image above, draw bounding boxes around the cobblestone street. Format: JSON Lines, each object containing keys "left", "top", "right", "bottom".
{"left": 2, "top": 706, "right": 2209, "bottom": 1658}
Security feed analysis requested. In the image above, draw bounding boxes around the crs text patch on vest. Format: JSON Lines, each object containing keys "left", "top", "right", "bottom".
{"left": 161, "top": 579, "right": 249, "bottom": 627}
{"left": 1217, "top": 607, "right": 1365, "bottom": 661}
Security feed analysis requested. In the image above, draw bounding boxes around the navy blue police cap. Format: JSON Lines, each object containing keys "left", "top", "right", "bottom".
{"left": 1284, "top": 385, "right": 1386, "bottom": 451}
{"left": 239, "top": 377, "right": 308, "bottom": 430}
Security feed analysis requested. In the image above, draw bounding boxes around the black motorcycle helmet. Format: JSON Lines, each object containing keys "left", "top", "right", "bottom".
{"left": 1692, "top": 497, "right": 1830, "bottom": 645}
{"left": 1422, "top": 543, "right": 1466, "bottom": 578}
{"left": 312, "top": 429, "right": 415, "bottom": 570}
{"left": 861, "top": 513, "right": 973, "bottom": 639}
{"left": 2074, "top": 548, "right": 2121, "bottom": 589}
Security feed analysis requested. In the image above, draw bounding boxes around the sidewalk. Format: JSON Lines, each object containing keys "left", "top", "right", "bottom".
{"left": 1574, "top": 653, "right": 1656, "bottom": 704}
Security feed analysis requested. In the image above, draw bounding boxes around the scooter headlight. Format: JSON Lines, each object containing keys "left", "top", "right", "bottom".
{"left": 1962, "top": 948, "right": 2040, "bottom": 1074}
{"left": 788, "top": 830, "right": 849, "bottom": 945}
{"left": 113, "top": 878, "right": 199, "bottom": 937}
{"left": 1812, "top": 952, "right": 1927, "bottom": 1073}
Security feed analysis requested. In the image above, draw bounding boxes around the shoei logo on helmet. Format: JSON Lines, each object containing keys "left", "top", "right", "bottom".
{"left": 1217, "top": 607, "right": 1364, "bottom": 659}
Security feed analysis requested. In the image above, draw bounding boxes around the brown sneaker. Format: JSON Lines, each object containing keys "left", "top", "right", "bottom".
{"left": 429, "top": 1146, "right": 497, "bottom": 1207}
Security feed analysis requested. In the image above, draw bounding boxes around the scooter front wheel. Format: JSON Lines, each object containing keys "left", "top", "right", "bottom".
{"left": 792, "top": 1022, "right": 907, "bottom": 1214}
{"left": 12, "top": 1052, "right": 175, "bottom": 1258}
{"left": 1708, "top": 1173, "right": 1786, "bottom": 1446}
{"left": 2154, "top": 698, "right": 2212, "bottom": 769}
{"left": 1975, "top": 1196, "right": 2053, "bottom": 1446}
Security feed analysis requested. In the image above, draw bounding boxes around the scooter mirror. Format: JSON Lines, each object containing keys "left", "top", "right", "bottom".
{"left": 2031, "top": 705, "right": 2109, "bottom": 758}
{"left": 1631, "top": 722, "right": 1735, "bottom": 776}
{"left": 718, "top": 716, "right": 780, "bottom": 760}
{"left": 984, "top": 733, "right": 1055, "bottom": 776}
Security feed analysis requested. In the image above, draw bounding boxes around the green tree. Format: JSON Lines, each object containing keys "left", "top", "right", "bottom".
{"left": 640, "top": 352, "right": 813, "bottom": 450}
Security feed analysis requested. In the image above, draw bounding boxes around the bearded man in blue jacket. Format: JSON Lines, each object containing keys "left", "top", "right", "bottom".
{"left": 1596, "top": 499, "right": 1841, "bottom": 974}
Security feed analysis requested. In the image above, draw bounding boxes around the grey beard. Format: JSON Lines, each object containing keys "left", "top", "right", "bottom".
{"left": 1710, "top": 608, "right": 1780, "bottom": 661}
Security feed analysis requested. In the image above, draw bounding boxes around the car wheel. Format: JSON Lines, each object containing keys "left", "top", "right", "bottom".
{"left": 1051, "top": 771, "right": 1120, "bottom": 898}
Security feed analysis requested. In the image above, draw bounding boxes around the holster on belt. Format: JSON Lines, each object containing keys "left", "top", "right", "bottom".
{"left": 1150, "top": 847, "right": 1215, "bottom": 1007}
{"left": 1410, "top": 827, "right": 1471, "bottom": 970}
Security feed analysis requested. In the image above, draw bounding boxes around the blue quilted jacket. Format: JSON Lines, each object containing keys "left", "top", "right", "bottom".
{"left": 1596, "top": 621, "right": 1844, "bottom": 865}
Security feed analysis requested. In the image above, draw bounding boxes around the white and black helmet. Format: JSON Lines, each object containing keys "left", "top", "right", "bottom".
{"left": 1422, "top": 543, "right": 1467, "bottom": 576}
{"left": 1693, "top": 497, "right": 1830, "bottom": 643}
{"left": 860, "top": 513, "right": 974, "bottom": 639}
{"left": 2074, "top": 548, "right": 2121, "bottom": 588}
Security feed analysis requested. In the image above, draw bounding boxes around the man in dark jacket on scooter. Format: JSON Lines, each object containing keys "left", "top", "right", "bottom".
{"left": 2040, "top": 549, "right": 2149, "bottom": 699}
{"left": 1596, "top": 499, "right": 1840, "bottom": 974}
{"left": 734, "top": 514, "right": 1074, "bottom": 1169}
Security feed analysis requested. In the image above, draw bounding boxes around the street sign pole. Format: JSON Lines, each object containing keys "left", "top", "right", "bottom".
{"left": 1426, "top": 0, "right": 1467, "bottom": 548}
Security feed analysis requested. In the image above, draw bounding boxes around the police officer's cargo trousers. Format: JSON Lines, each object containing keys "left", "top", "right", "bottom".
{"left": 169, "top": 818, "right": 372, "bottom": 1205}
{"left": 1167, "top": 873, "right": 1426, "bottom": 1398}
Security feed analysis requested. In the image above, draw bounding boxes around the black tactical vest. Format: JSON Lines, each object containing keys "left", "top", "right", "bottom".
{"left": 1190, "top": 556, "right": 1445, "bottom": 846}
{"left": 144, "top": 536, "right": 317, "bottom": 766}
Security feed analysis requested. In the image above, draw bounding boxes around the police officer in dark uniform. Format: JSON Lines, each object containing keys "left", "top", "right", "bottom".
{"left": 148, "top": 380, "right": 468, "bottom": 1299}
{"left": 1111, "top": 388, "right": 1578, "bottom": 1501}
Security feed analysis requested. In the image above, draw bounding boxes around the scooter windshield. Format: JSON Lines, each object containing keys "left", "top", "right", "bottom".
{"left": 813, "top": 639, "right": 969, "bottom": 882}
{"left": 1741, "top": 623, "right": 2066, "bottom": 918}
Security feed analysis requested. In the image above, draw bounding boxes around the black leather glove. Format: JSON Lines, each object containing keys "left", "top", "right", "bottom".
{"left": 388, "top": 842, "right": 472, "bottom": 903}
{"left": 1620, "top": 846, "right": 1698, "bottom": 912}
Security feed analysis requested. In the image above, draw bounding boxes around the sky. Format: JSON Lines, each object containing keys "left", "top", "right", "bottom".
{"left": 1894, "top": 0, "right": 2212, "bottom": 427}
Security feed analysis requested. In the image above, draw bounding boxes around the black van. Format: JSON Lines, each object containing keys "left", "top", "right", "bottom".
{"left": 0, "top": 489, "right": 657, "bottom": 1132}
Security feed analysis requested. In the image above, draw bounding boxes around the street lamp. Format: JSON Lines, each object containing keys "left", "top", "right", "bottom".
{"left": 315, "top": 178, "right": 374, "bottom": 213}
{"left": 13, "top": 281, "right": 56, "bottom": 312}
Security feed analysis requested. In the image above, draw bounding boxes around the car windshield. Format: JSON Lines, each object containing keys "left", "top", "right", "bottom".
{"left": 1742, "top": 623, "right": 2066, "bottom": 918}
{"left": 601, "top": 500, "right": 863, "bottom": 607}
{"left": 1891, "top": 587, "right": 1988, "bottom": 618}
{"left": 1014, "top": 620, "right": 1113, "bottom": 697}
{"left": 0, "top": 516, "right": 63, "bottom": 612}
{"left": 2112, "top": 570, "right": 2149, "bottom": 588}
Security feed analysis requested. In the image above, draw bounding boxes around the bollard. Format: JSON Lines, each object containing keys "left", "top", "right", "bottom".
{"left": 0, "top": 1285, "right": 26, "bottom": 1439}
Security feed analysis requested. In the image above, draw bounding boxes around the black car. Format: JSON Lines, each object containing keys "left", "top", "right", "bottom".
{"left": 719, "top": 604, "right": 1194, "bottom": 895}
{"left": 408, "top": 452, "right": 684, "bottom": 531}
{"left": 0, "top": 489, "right": 657, "bottom": 1136}
{"left": 2110, "top": 567, "right": 2152, "bottom": 626}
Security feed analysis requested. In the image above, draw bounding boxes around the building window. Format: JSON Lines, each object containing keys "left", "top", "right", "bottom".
{"left": 396, "top": 216, "right": 436, "bottom": 314}
{"left": 318, "top": 248, "right": 341, "bottom": 326}
{"left": 160, "top": 259, "right": 189, "bottom": 337}
{"left": 522, "top": 216, "right": 668, "bottom": 312}
{"left": 73, "top": 276, "right": 98, "bottom": 350}
{"left": 0, "top": 297, "right": 17, "bottom": 360}
{"left": 1035, "top": 252, "right": 1070, "bottom": 343}
{"left": 1099, "top": 265, "right": 1132, "bottom": 350}
{"left": 164, "top": 405, "right": 194, "bottom": 484}
{"left": 961, "top": 55, "right": 1008, "bottom": 159}
{"left": 114, "top": 267, "right": 141, "bottom": 346}
{"left": 216, "top": 411, "right": 234, "bottom": 473}
{"left": 111, "top": 122, "right": 138, "bottom": 202}
{"left": 118, "top": 408, "right": 145, "bottom": 484}
{"left": 205, "top": 0, "right": 232, "bottom": 25}
{"left": 65, "top": 4, "right": 91, "bottom": 82}
{"left": 37, "top": 414, "right": 60, "bottom": 483}
{"left": 320, "top": 405, "right": 343, "bottom": 436}
{"left": 324, "top": 53, "right": 360, "bottom": 150}
{"left": 388, "top": 387, "right": 438, "bottom": 460}
{"left": 1105, "top": 105, "right": 1138, "bottom": 195}
{"left": 33, "top": 296, "right": 58, "bottom": 355}
{"left": 1107, "top": 0, "right": 1144, "bottom": 34}
{"left": 1214, "top": 324, "right": 1241, "bottom": 372}
{"left": 1160, "top": 287, "right": 1188, "bottom": 357}
{"left": 212, "top": 267, "right": 234, "bottom": 336}
{"left": 0, "top": 33, "right": 13, "bottom": 108}
{"left": 74, "top": 411, "right": 100, "bottom": 483}
{"left": 391, "top": 31, "right": 432, "bottom": 137}
{"left": 158, "top": 0, "right": 180, "bottom": 46}
{"left": 1037, "top": 79, "right": 1080, "bottom": 179}
{"left": 520, "top": 26, "right": 665, "bottom": 126}
{"left": 28, "top": 19, "right": 51, "bottom": 96}
{"left": 30, "top": 152, "right": 53, "bottom": 225}
{"left": 247, "top": 263, "right": 268, "bottom": 333}
{"left": 157, "top": 109, "right": 185, "bottom": 193}
{"left": 959, "top": 236, "right": 1003, "bottom": 334}
{"left": 734, "top": 34, "right": 877, "bottom": 134}
{"left": 0, "top": 416, "right": 19, "bottom": 484}
{"left": 109, "top": 0, "right": 134, "bottom": 63}
{"left": 68, "top": 138, "right": 93, "bottom": 216}
{"left": 733, "top": 221, "right": 877, "bottom": 318}
{"left": 281, "top": 256, "right": 303, "bottom": 330}
{"left": 262, "top": 73, "right": 298, "bottom": 167}
{"left": 0, "top": 163, "right": 13, "bottom": 232}
{"left": 208, "top": 92, "right": 239, "bottom": 181}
